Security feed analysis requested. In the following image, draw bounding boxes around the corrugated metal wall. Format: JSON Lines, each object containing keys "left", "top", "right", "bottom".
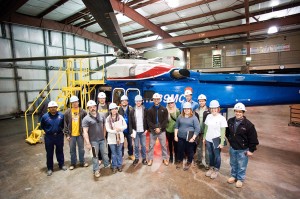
{"left": 0, "top": 23, "right": 113, "bottom": 116}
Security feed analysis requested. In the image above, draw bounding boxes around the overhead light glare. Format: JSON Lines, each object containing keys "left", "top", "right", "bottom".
{"left": 157, "top": 43, "right": 163, "bottom": 49}
{"left": 204, "top": 38, "right": 210, "bottom": 43}
{"left": 268, "top": 26, "right": 278, "bottom": 34}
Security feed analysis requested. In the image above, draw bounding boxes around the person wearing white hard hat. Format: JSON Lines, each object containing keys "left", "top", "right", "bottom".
{"left": 40, "top": 101, "right": 66, "bottom": 176}
{"left": 165, "top": 96, "right": 180, "bottom": 164}
{"left": 82, "top": 100, "right": 110, "bottom": 178}
{"left": 63, "top": 96, "right": 88, "bottom": 170}
{"left": 105, "top": 103, "right": 127, "bottom": 173}
{"left": 147, "top": 93, "right": 169, "bottom": 166}
{"left": 195, "top": 94, "right": 210, "bottom": 169}
{"left": 203, "top": 100, "right": 228, "bottom": 179}
{"left": 174, "top": 102, "right": 200, "bottom": 170}
{"left": 129, "top": 95, "right": 148, "bottom": 166}
{"left": 180, "top": 88, "right": 199, "bottom": 112}
{"left": 118, "top": 95, "right": 134, "bottom": 160}
{"left": 226, "top": 103, "right": 259, "bottom": 188}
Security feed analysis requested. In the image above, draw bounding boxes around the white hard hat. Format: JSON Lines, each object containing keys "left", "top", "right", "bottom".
{"left": 135, "top": 95, "right": 143, "bottom": 101}
{"left": 121, "top": 95, "right": 128, "bottom": 101}
{"left": 87, "top": 100, "right": 97, "bottom": 107}
{"left": 233, "top": 102, "right": 246, "bottom": 111}
{"left": 152, "top": 93, "right": 161, "bottom": 99}
{"left": 48, "top": 101, "right": 58, "bottom": 108}
{"left": 166, "top": 97, "right": 175, "bottom": 103}
{"left": 209, "top": 100, "right": 220, "bottom": 108}
{"left": 184, "top": 90, "right": 192, "bottom": 96}
{"left": 183, "top": 102, "right": 192, "bottom": 109}
{"left": 109, "top": 103, "right": 118, "bottom": 110}
{"left": 70, "top": 96, "right": 79, "bottom": 103}
{"left": 198, "top": 94, "right": 207, "bottom": 100}
{"left": 98, "top": 92, "right": 106, "bottom": 98}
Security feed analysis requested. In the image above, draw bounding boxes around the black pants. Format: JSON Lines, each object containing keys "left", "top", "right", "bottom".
{"left": 177, "top": 137, "right": 194, "bottom": 163}
{"left": 166, "top": 132, "right": 177, "bottom": 161}
{"left": 44, "top": 134, "right": 64, "bottom": 170}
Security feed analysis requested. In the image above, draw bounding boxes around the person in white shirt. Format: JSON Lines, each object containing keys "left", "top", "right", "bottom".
{"left": 203, "top": 100, "right": 228, "bottom": 179}
{"left": 105, "top": 103, "right": 127, "bottom": 174}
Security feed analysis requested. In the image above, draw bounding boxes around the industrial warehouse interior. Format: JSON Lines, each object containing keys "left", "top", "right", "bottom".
{"left": 0, "top": 0, "right": 299, "bottom": 199}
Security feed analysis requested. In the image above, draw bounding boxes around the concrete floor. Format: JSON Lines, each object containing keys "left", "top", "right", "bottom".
{"left": 0, "top": 105, "right": 299, "bottom": 199}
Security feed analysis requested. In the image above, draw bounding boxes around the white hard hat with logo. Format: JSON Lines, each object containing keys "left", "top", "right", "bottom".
{"left": 198, "top": 94, "right": 207, "bottom": 100}
{"left": 87, "top": 100, "right": 97, "bottom": 107}
{"left": 70, "top": 96, "right": 79, "bottom": 103}
{"left": 135, "top": 95, "right": 143, "bottom": 101}
{"left": 183, "top": 102, "right": 192, "bottom": 109}
{"left": 209, "top": 100, "right": 220, "bottom": 108}
{"left": 109, "top": 103, "right": 118, "bottom": 110}
{"left": 152, "top": 93, "right": 161, "bottom": 99}
{"left": 121, "top": 95, "right": 128, "bottom": 101}
{"left": 98, "top": 92, "right": 106, "bottom": 98}
{"left": 233, "top": 102, "right": 246, "bottom": 111}
{"left": 184, "top": 90, "right": 192, "bottom": 96}
{"left": 166, "top": 97, "right": 175, "bottom": 103}
{"left": 48, "top": 101, "right": 58, "bottom": 108}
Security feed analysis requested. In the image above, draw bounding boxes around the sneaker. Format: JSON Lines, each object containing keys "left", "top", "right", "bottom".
{"left": 94, "top": 170, "right": 101, "bottom": 178}
{"left": 47, "top": 170, "right": 53, "bottom": 176}
{"left": 205, "top": 168, "right": 214, "bottom": 177}
{"left": 227, "top": 177, "right": 236, "bottom": 184}
{"left": 133, "top": 159, "right": 139, "bottom": 166}
{"left": 147, "top": 160, "right": 153, "bottom": 166}
{"left": 176, "top": 161, "right": 182, "bottom": 170}
{"left": 79, "top": 162, "right": 89, "bottom": 167}
{"left": 128, "top": 155, "right": 135, "bottom": 161}
{"left": 112, "top": 168, "right": 117, "bottom": 174}
{"left": 236, "top": 180, "right": 243, "bottom": 188}
{"left": 60, "top": 165, "right": 67, "bottom": 171}
{"left": 69, "top": 165, "right": 75, "bottom": 170}
{"left": 210, "top": 170, "right": 219, "bottom": 179}
{"left": 183, "top": 162, "right": 191, "bottom": 171}
{"left": 163, "top": 159, "right": 169, "bottom": 166}
{"left": 104, "top": 163, "right": 111, "bottom": 169}
{"left": 118, "top": 167, "right": 122, "bottom": 172}
{"left": 142, "top": 159, "right": 148, "bottom": 165}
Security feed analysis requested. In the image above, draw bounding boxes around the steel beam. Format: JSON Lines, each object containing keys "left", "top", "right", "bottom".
{"left": 0, "top": 0, "right": 28, "bottom": 21}
{"left": 37, "top": 0, "right": 69, "bottom": 18}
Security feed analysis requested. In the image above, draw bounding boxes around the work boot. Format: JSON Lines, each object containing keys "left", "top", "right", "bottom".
{"left": 147, "top": 160, "right": 153, "bottom": 166}
{"left": 80, "top": 162, "right": 89, "bottom": 167}
{"left": 94, "top": 170, "right": 101, "bottom": 178}
{"left": 183, "top": 162, "right": 191, "bottom": 171}
{"left": 142, "top": 159, "right": 148, "bottom": 165}
{"left": 163, "top": 159, "right": 169, "bottom": 166}
{"left": 210, "top": 170, "right": 219, "bottom": 179}
{"left": 60, "top": 165, "right": 67, "bottom": 171}
{"left": 69, "top": 165, "right": 75, "bottom": 170}
{"left": 205, "top": 168, "right": 214, "bottom": 177}
{"left": 47, "top": 170, "right": 53, "bottom": 176}
{"left": 236, "top": 180, "right": 243, "bottom": 188}
{"left": 128, "top": 155, "right": 135, "bottom": 161}
{"left": 133, "top": 159, "right": 139, "bottom": 166}
{"left": 227, "top": 177, "right": 236, "bottom": 184}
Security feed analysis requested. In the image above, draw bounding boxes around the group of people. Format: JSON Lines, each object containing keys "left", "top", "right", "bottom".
{"left": 40, "top": 89, "right": 259, "bottom": 188}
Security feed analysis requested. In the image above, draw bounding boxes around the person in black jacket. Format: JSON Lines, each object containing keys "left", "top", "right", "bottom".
{"left": 226, "top": 102, "right": 259, "bottom": 188}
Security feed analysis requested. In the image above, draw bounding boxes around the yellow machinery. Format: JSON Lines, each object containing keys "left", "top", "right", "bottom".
{"left": 25, "top": 58, "right": 105, "bottom": 144}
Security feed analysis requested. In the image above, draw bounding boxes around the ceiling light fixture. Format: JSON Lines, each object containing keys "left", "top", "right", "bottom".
{"left": 268, "top": 26, "right": 278, "bottom": 34}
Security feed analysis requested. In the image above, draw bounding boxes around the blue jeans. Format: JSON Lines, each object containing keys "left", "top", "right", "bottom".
{"left": 206, "top": 140, "right": 221, "bottom": 170}
{"left": 177, "top": 137, "right": 194, "bottom": 163}
{"left": 134, "top": 132, "right": 147, "bottom": 159}
{"left": 91, "top": 140, "right": 109, "bottom": 172}
{"left": 110, "top": 143, "right": 123, "bottom": 169}
{"left": 122, "top": 132, "right": 133, "bottom": 156}
{"left": 69, "top": 135, "right": 85, "bottom": 165}
{"left": 229, "top": 147, "right": 249, "bottom": 181}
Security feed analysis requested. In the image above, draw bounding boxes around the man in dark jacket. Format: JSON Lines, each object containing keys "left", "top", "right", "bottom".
{"left": 63, "top": 96, "right": 88, "bottom": 170}
{"left": 147, "top": 93, "right": 169, "bottom": 166}
{"left": 226, "top": 102, "right": 259, "bottom": 188}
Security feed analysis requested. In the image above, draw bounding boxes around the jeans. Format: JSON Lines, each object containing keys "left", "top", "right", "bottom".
{"left": 166, "top": 132, "right": 177, "bottom": 161}
{"left": 44, "top": 134, "right": 64, "bottom": 170}
{"left": 196, "top": 134, "right": 209, "bottom": 165}
{"left": 122, "top": 132, "right": 133, "bottom": 156}
{"left": 206, "top": 140, "right": 221, "bottom": 170}
{"left": 110, "top": 143, "right": 123, "bottom": 169}
{"left": 229, "top": 147, "right": 249, "bottom": 181}
{"left": 177, "top": 137, "right": 195, "bottom": 163}
{"left": 134, "top": 132, "right": 147, "bottom": 159}
{"left": 148, "top": 132, "right": 169, "bottom": 160}
{"left": 91, "top": 140, "right": 109, "bottom": 172}
{"left": 69, "top": 135, "right": 85, "bottom": 165}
